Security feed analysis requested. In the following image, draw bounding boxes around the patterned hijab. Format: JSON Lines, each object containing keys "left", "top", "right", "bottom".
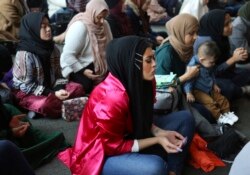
{"left": 163, "top": 13, "right": 199, "bottom": 62}
{"left": 106, "top": 36, "right": 153, "bottom": 139}
{"left": 238, "top": 2, "right": 250, "bottom": 21}
{"left": 67, "top": 0, "right": 112, "bottom": 79}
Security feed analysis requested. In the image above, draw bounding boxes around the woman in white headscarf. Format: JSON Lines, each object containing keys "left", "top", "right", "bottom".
{"left": 60, "top": 0, "right": 113, "bottom": 94}
{"left": 179, "top": 0, "right": 209, "bottom": 20}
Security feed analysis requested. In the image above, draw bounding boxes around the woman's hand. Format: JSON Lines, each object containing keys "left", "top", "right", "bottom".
{"left": 9, "top": 114, "right": 30, "bottom": 137}
{"left": 152, "top": 125, "right": 184, "bottom": 147}
{"left": 9, "top": 114, "right": 27, "bottom": 128}
{"left": 157, "top": 136, "right": 180, "bottom": 153}
{"left": 11, "top": 124, "right": 29, "bottom": 137}
{"left": 167, "top": 86, "right": 176, "bottom": 93}
{"left": 83, "top": 69, "right": 100, "bottom": 80}
{"left": 232, "top": 47, "right": 248, "bottom": 63}
{"left": 55, "top": 89, "right": 70, "bottom": 100}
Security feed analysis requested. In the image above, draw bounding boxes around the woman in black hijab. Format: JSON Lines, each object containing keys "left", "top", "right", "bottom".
{"left": 58, "top": 36, "right": 195, "bottom": 175}
{"left": 12, "top": 12, "right": 84, "bottom": 118}
{"left": 194, "top": 9, "right": 250, "bottom": 100}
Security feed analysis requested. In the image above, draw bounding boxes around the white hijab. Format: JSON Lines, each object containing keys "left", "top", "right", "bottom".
{"left": 179, "top": 0, "right": 209, "bottom": 20}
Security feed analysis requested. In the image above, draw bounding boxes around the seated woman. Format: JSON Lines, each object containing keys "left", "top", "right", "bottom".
{"left": 179, "top": 0, "right": 209, "bottom": 20}
{"left": 230, "top": 2, "right": 250, "bottom": 60}
{"left": 47, "top": 0, "right": 88, "bottom": 23}
{"left": 105, "top": 0, "right": 134, "bottom": 38}
{"left": 60, "top": 0, "right": 113, "bottom": 94}
{"left": 12, "top": 12, "right": 84, "bottom": 118}
{"left": 158, "top": 0, "right": 180, "bottom": 17}
{"left": 58, "top": 36, "right": 195, "bottom": 175}
{"left": 147, "top": 0, "right": 171, "bottom": 25}
{"left": 124, "top": 0, "right": 165, "bottom": 47}
{"left": 0, "top": 99, "right": 68, "bottom": 169}
{"left": 155, "top": 14, "right": 220, "bottom": 137}
{"left": 194, "top": 9, "right": 250, "bottom": 101}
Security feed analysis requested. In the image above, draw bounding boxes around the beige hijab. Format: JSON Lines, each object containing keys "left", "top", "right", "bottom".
{"left": 67, "top": 0, "right": 112, "bottom": 79}
{"left": 162, "top": 13, "right": 198, "bottom": 62}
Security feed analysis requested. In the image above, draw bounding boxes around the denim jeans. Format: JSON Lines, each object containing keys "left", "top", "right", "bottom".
{"left": 102, "top": 110, "right": 195, "bottom": 175}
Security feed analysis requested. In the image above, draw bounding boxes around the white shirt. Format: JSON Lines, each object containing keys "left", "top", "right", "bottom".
{"left": 60, "top": 21, "right": 93, "bottom": 78}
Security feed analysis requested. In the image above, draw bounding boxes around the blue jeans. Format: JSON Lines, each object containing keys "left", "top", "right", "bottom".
{"left": 102, "top": 153, "right": 167, "bottom": 175}
{"left": 102, "top": 110, "right": 195, "bottom": 175}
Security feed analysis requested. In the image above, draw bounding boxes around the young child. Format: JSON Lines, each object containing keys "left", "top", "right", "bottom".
{"left": 184, "top": 41, "right": 238, "bottom": 125}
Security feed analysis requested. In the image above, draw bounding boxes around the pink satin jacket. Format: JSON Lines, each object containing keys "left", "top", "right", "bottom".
{"left": 58, "top": 73, "right": 134, "bottom": 175}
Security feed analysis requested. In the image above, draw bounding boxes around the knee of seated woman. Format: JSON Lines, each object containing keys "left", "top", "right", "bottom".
{"left": 178, "top": 110, "right": 195, "bottom": 125}
{"left": 141, "top": 155, "right": 168, "bottom": 175}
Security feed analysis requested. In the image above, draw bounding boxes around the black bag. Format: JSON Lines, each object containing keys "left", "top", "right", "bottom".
{"left": 207, "top": 127, "right": 245, "bottom": 159}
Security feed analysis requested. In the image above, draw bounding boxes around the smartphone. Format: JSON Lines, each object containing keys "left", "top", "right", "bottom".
{"left": 176, "top": 137, "right": 188, "bottom": 152}
{"left": 180, "top": 137, "right": 188, "bottom": 148}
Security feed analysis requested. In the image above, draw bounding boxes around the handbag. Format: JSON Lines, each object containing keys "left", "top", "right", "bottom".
{"left": 154, "top": 88, "right": 178, "bottom": 114}
{"left": 154, "top": 73, "right": 179, "bottom": 114}
{"left": 62, "top": 96, "right": 88, "bottom": 122}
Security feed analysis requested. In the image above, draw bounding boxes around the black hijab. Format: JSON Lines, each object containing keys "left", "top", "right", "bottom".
{"left": 18, "top": 12, "right": 54, "bottom": 86}
{"left": 106, "top": 36, "right": 153, "bottom": 139}
{"left": 199, "top": 9, "right": 231, "bottom": 63}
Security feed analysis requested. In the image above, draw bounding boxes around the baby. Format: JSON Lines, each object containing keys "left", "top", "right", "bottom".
{"left": 184, "top": 41, "right": 238, "bottom": 125}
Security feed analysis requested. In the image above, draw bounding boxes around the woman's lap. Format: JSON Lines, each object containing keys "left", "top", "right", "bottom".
{"left": 102, "top": 153, "right": 167, "bottom": 175}
{"left": 154, "top": 110, "right": 195, "bottom": 174}
{"left": 14, "top": 82, "right": 84, "bottom": 117}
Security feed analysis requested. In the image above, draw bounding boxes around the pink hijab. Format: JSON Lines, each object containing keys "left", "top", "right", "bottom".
{"left": 67, "top": 0, "right": 112, "bottom": 79}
